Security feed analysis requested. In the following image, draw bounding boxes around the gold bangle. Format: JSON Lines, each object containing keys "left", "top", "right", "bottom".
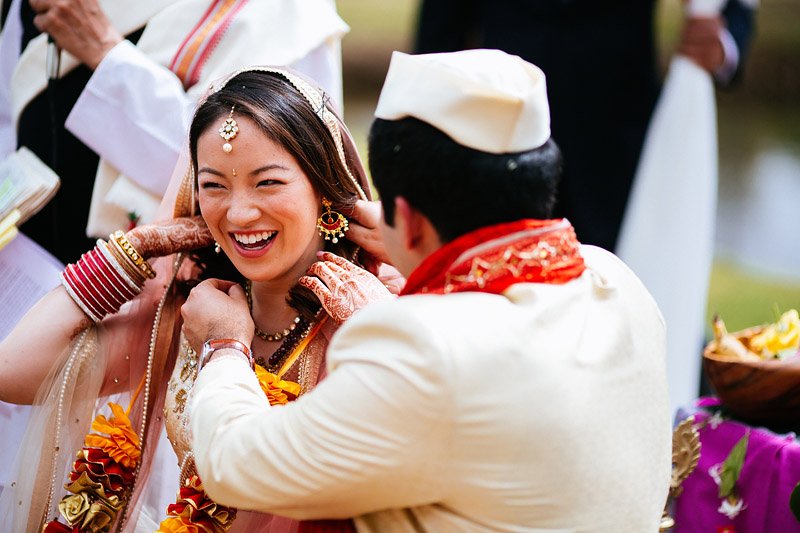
{"left": 109, "top": 230, "right": 157, "bottom": 280}
{"left": 106, "top": 238, "right": 147, "bottom": 285}
{"left": 99, "top": 240, "right": 145, "bottom": 291}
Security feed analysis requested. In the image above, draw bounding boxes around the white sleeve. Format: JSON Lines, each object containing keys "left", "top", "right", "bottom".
{"left": 0, "top": 0, "right": 23, "bottom": 158}
{"left": 191, "top": 303, "right": 451, "bottom": 519}
{"left": 64, "top": 40, "right": 194, "bottom": 196}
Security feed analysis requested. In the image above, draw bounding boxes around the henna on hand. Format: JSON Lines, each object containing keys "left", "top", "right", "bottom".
{"left": 299, "top": 251, "right": 393, "bottom": 324}
{"left": 126, "top": 216, "right": 214, "bottom": 259}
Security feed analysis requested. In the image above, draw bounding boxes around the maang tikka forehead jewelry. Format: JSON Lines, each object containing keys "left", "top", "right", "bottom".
{"left": 316, "top": 198, "right": 349, "bottom": 244}
{"left": 219, "top": 105, "right": 238, "bottom": 153}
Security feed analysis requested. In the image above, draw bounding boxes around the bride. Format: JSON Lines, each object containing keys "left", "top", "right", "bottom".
{"left": 0, "top": 67, "right": 394, "bottom": 532}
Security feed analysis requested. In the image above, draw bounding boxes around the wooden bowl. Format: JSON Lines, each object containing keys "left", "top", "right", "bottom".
{"left": 703, "top": 327, "right": 800, "bottom": 425}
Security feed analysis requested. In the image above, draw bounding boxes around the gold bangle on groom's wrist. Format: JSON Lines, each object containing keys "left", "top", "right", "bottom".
{"left": 109, "top": 230, "right": 157, "bottom": 280}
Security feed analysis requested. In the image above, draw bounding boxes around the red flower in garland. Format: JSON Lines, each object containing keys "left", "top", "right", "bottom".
{"left": 157, "top": 475, "right": 236, "bottom": 533}
{"left": 717, "top": 526, "right": 737, "bottom": 533}
{"left": 69, "top": 447, "right": 136, "bottom": 497}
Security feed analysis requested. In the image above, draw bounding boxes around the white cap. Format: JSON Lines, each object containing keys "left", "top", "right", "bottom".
{"left": 374, "top": 49, "right": 551, "bottom": 154}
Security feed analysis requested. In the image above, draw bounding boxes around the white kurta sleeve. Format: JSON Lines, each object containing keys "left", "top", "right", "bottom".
{"left": 191, "top": 301, "right": 451, "bottom": 519}
{"left": 64, "top": 40, "right": 192, "bottom": 197}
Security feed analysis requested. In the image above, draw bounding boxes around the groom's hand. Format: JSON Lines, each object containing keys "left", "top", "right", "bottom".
{"left": 181, "top": 279, "right": 254, "bottom": 352}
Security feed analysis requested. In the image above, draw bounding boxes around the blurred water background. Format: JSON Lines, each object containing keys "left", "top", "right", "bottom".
{"left": 337, "top": 0, "right": 800, "bottom": 333}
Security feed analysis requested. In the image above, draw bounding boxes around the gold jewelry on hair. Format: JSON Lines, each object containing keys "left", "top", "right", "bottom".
{"left": 245, "top": 281, "right": 301, "bottom": 342}
{"left": 316, "top": 198, "right": 349, "bottom": 244}
{"left": 210, "top": 67, "right": 368, "bottom": 201}
{"left": 109, "top": 230, "right": 157, "bottom": 279}
{"left": 219, "top": 106, "right": 238, "bottom": 153}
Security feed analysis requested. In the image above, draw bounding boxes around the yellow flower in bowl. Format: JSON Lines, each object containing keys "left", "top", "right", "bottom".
{"left": 750, "top": 309, "right": 800, "bottom": 359}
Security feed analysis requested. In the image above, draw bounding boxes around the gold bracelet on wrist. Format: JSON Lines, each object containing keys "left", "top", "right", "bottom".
{"left": 106, "top": 238, "right": 147, "bottom": 285}
{"left": 109, "top": 230, "right": 157, "bottom": 280}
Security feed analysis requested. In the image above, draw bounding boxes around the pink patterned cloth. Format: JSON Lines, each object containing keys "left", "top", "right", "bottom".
{"left": 673, "top": 399, "right": 800, "bottom": 532}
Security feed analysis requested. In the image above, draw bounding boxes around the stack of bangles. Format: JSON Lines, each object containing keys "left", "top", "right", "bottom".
{"left": 60, "top": 230, "right": 156, "bottom": 322}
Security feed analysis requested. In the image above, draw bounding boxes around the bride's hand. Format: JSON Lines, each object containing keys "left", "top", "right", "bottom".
{"left": 299, "top": 251, "right": 394, "bottom": 324}
{"left": 125, "top": 216, "right": 213, "bottom": 259}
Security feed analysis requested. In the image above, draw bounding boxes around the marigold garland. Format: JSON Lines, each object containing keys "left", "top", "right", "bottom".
{"left": 43, "top": 402, "right": 142, "bottom": 532}
{"left": 156, "top": 366, "right": 301, "bottom": 531}
{"left": 254, "top": 363, "right": 301, "bottom": 405}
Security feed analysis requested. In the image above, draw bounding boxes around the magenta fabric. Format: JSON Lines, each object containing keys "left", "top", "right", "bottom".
{"left": 672, "top": 399, "right": 800, "bottom": 532}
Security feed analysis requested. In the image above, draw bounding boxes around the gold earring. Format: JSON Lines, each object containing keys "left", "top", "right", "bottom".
{"left": 214, "top": 242, "right": 221, "bottom": 253}
{"left": 316, "top": 198, "right": 349, "bottom": 244}
{"left": 219, "top": 106, "right": 238, "bottom": 153}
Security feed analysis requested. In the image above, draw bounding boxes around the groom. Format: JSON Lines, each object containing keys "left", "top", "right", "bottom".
{"left": 182, "top": 49, "right": 671, "bottom": 530}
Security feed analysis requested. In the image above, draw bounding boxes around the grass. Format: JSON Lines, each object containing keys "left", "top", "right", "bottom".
{"left": 707, "top": 261, "right": 800, "bottom": 334}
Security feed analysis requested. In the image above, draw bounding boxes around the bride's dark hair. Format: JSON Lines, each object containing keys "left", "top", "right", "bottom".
{"left": 188, "top": 70, "right": 365, "bottom": 321}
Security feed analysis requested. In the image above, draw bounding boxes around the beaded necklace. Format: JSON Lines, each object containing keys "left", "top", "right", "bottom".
{"left": 245, "top": 281, "right": 316, "bottom": 373}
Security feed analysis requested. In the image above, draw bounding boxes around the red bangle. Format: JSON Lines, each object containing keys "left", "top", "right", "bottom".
{"left": 61, "top": 266, "right": 103, "bottom": 322}
{"left": 60, "top": 240, "right": 148, "bottom": 322}
{"left": 74, "top": 259, "right": 122, "bottom": 313}
{"left": 85, "top": 249, "right": 137, "bottom": 302}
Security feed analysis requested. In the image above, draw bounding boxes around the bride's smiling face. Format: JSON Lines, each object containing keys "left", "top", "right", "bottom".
{"left": 196, "top": 115, "right": 323, "bottom": 285}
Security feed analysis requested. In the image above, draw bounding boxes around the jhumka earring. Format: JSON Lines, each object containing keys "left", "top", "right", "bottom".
{"left": 316, "top": 198, "right": 349, "bottom": 244}
{"left": 214, "top": 242, "right": 221, "bottom": 253}
{"left": 218, "top": 106, "right": 238, "bottom": 153}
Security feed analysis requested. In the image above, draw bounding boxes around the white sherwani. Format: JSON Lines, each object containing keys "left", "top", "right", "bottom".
{"left": 191, "top": 246, "right": 672, "bottom": 532}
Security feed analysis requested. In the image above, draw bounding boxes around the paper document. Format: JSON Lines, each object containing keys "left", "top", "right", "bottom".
{"left": 0, "top": 232, "right": 63, "bottom": 341}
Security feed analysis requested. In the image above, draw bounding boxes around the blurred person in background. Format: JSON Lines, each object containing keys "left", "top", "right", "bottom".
{"left": 415, "top": 0, "right": 756, "bottom": 252}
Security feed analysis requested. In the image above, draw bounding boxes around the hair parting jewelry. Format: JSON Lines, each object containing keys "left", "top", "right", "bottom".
{"left": 316, "top": 197, "right": 349, "bottom": 243}
{"left": 219, "top": 105, "right": 238, "bottom": 153}
{"left": 211, "top": 67, "right": 368, "bottom": 200}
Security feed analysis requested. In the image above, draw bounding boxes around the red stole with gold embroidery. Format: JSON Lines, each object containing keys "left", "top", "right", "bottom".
{"left": 401, "top": 218, "right": 586, "bottom": 296}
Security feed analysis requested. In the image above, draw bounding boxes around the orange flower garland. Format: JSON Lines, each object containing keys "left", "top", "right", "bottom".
{"left": 157, "top": 366, "right": 301, "bottom": 531}
{"left": 43, "top": 402, "right": 142, "bottom": 532}
{"left": 254, "top": 363, "right": 301, "bottom": 405}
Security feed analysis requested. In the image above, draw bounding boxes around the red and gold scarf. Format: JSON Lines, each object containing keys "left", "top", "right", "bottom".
{"left": 401, "top": 218, "right": 585, "bottom": 296}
